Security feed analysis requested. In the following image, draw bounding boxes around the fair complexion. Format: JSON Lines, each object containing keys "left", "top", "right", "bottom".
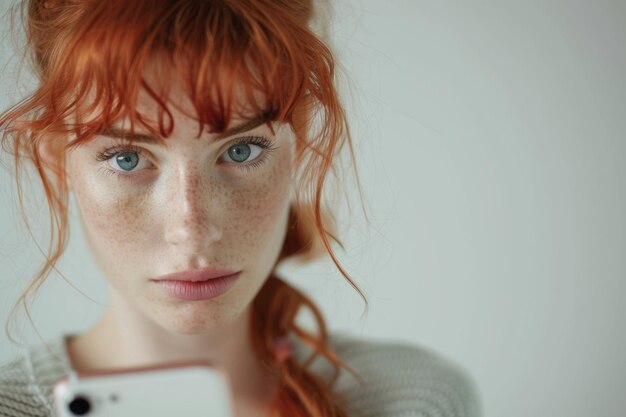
{"left": 58, "top": 89, "right": 297, "bottom": 416}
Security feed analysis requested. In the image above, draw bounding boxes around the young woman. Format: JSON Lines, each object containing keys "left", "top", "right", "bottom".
{"left": 0, "top": 1, "right": 482, "bottom": 416}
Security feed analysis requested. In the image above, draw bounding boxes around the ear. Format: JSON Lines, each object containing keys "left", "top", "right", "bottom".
{"left": 37, "top": 134, "right": 72, "bottom": 192}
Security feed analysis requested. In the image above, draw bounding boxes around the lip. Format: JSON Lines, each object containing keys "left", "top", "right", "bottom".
{"left": 152, "top": 269, "right": 241, "bottom": 301}
{"left": 151, "top": 267, "right": 241, "bottom": 283}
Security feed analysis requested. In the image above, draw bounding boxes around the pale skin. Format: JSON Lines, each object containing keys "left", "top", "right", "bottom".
{"left": 41, "top": 85, "right": 298, "bottom": 417}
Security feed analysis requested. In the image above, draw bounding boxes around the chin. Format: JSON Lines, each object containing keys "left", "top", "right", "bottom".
{"left": 147, "top": 298, "right": 246, "bottom": 335}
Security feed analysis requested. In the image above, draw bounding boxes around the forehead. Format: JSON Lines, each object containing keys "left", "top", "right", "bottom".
{"left": 80, "top": 71, "right": 276, "bottom": 145}
{"left": 132, "top": 73, "right": 270, "bottom": 124}
{"left": 100, "top": 115, "right": 275, "bottom": 149}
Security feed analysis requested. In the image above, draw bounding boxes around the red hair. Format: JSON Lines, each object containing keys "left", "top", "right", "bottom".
{"left": 1, "top": 1, "right": 368, "bottom": 415}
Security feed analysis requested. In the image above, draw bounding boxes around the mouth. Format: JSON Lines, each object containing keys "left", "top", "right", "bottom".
{"left": 151, "top": 271, "right": 241, "bottom": 301}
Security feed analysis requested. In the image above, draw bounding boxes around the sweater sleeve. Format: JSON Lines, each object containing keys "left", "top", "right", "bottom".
{"left": 326, "top": 334, "right": 483, "bottom": 417}
{"left": 0, "top": 358, "right": 50, "bottom": 417}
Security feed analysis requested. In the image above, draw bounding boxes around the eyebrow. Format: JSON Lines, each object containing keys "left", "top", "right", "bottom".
{"left": 96, "top": 115, "right": 270, "bottom": 145}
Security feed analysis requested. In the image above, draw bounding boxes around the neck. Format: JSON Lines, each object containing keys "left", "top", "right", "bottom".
{"left": 66, "top": 289, "right": 278, "bottom": 416}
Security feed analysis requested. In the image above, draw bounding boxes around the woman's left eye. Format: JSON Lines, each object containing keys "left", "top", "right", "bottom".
{"left": 219, "top": 136, "right": 277, "bottom": 166}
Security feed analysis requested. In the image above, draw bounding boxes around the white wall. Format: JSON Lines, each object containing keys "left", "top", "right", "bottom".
{"left": 1, "top": 1, "right": 625, "bottom": 417}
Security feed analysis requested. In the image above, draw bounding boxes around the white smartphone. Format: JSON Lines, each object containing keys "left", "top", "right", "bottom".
{"left": 52, "top": 360, "right": 234, "bottom": 417}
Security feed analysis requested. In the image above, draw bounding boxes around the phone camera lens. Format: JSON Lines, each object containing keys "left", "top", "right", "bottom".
{"left": 68, "top": 395, "right": 91, "bottom": 415}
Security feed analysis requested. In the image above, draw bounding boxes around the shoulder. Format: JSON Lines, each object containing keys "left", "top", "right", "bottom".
{"left": 303, "top": 331, "right": 483, "bottom": 417}
{"left": 0, "top": 336, "right": 70, "bottom": 417}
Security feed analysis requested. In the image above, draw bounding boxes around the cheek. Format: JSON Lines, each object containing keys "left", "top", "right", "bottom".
{"left": 70, "top": 163, "right": 155, "bottom": 266}
{"left": 222, "top": 156, "right": 292, "bottom": 252}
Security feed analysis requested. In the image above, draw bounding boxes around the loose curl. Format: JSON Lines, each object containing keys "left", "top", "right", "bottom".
{"left": 0, "top": 1, "right": 368, "bottom": 416}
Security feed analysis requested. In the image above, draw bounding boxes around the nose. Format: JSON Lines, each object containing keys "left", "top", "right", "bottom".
{"left": 163, "top": 167, "right": 222, "bottom": 260}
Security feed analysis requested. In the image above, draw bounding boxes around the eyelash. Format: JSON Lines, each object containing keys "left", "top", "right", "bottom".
{"left": 94, "top": 136, "right": 277, "bottom": 181}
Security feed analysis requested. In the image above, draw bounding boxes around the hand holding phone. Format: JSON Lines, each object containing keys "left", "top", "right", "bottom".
{"left": 53, "top": 360, "right": 234, "bottom": 417}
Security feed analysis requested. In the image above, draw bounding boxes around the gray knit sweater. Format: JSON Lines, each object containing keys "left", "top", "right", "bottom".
{"left": 0, "top": 331, "right": 482, "bottom": 417}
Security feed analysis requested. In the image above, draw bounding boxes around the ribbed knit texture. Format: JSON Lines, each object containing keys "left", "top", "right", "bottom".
{"left": 0, "top": 331, "right": 482, "bottom": 417}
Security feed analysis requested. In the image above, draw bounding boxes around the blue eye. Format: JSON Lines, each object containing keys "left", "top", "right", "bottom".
{"left": 219, "top": 136, "right": 277, "bottom": 168}
{"left": 95, "top": 144, "right": 151, "bottom": 175}
{"left": 114, "top": 151, "right": 140, "bottom": 171}
{"left": 223, "top": 143, "right": 257, "bottom": 163}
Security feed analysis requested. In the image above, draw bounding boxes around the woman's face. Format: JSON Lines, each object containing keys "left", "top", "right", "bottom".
{"left": 65, "top": 89, "right": 296, "bottom": 335}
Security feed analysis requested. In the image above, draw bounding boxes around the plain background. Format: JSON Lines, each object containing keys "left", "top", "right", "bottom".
{"left": 1, "top": 1, "right": 625, "bottom": 417}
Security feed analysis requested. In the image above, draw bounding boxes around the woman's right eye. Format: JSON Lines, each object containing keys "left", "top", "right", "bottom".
{"left": 95, "top": 145, "right": 153, "bottom": 178}
{"left": 111, "top": 151, "right": 146, "bottom": 171}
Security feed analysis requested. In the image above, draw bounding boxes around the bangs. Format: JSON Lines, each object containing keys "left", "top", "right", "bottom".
{"left": 32, "top": 0, "right": 325, "bottom": 149}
